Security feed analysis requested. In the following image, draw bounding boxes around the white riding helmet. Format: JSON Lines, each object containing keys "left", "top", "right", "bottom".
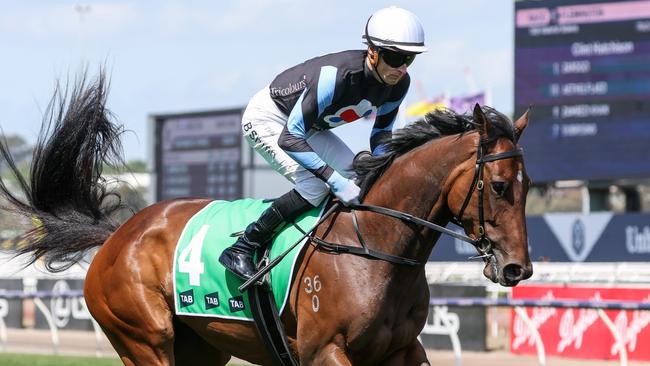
{"left": 362, "top": 6, "right": 427, "bottom": 54}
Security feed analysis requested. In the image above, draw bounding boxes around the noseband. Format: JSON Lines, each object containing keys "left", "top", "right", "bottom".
{"left": 451, "top": 140, "right": 523, "bottom": 259}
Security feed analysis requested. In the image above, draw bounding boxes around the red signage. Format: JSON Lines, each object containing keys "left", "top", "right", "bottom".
{"left": 510, "top": 285, "right": 650, "bottom": 361}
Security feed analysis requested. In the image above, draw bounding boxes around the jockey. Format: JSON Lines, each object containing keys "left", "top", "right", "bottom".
{"left": 219, "top": 6, "right": 427, "bottom": 280}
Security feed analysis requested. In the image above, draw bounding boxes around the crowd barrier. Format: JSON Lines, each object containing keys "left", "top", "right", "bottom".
{"left": 0, "top": 290, "right": 105, "bottom": 356}
{"left": 422, "top": 297, "right": 650, "bottom": 366}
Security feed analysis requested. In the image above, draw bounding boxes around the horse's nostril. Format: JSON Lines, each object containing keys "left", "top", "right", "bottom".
{"left": 503, "top": 263, "right": 523, "bottom": 282}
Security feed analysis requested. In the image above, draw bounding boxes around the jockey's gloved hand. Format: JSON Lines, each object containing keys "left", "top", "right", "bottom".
{"left": 327, "top": 171, "right": 360, "bottom": 206}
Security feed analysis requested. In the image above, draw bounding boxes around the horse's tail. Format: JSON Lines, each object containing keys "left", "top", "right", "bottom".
{"left": 0, "top": 70, "right": 127, "bottom": 272}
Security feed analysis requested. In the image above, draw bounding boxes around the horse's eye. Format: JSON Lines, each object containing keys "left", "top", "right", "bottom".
{"left": 491, "top": 181, "right": 509, "bottom": 197}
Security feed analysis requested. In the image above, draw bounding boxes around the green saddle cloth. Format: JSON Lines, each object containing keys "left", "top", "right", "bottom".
{"left": 173, "top": 198, "right": 322, "bottom": 321}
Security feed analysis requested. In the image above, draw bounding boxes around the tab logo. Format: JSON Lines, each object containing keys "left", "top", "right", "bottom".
{"left": 204, "top": 292, "right": 220, "bottom": 310}
{"left": 229, "top": 296, "right": 245, "bottom": 312}
{"left": 179, "top": 289, "right": 194, "bottom": 308}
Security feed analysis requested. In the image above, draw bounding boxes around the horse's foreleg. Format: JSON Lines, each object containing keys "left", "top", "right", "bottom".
{"left": 305, "top": 343, "right": 353, "bottom": 366}
{"left": 379, "top": 339, "right": 430, "bottom": 366}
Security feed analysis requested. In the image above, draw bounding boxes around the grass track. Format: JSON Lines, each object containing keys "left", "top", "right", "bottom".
{"left": 0, "top": 353, "right": 122, "bottom": 366}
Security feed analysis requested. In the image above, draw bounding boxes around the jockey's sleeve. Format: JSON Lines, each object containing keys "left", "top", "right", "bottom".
{"left": 370, "top": 75, "right": 410, "bottom": 155}
{"left": 278, "top": 66, "right": 339, "bottom": 182}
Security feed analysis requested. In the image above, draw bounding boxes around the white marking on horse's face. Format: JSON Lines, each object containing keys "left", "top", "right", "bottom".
{"left": 517, "top": 170, "right": 523, "bottom": 183}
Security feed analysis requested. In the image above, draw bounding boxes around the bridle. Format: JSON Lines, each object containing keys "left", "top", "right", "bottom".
{"left": 450, "top": 139, "right": 523, "bottom": 259}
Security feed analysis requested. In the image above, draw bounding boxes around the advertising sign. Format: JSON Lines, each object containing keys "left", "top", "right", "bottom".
{"left": 515, "top": 0, "right": 650, "bottom": 181}
{"left": 510, "top": 285, "right": 650, "bottom": 361}
{"left": 35, "top": 279, "right": 93, "bottom": 331}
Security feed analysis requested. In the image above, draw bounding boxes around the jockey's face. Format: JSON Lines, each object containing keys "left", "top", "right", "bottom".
{"left": 368, "top": 48, "right": 412, "bottom": 85}
{"left": 376, "top": 58, "right": 408, "bottom": 85}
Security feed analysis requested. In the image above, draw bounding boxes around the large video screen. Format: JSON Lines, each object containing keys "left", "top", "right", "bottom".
{"left": 153, "top": 109, "right": 244, "bottom": 201}
{"left": 515, "top": 0, "right": 650, "bottom": 182}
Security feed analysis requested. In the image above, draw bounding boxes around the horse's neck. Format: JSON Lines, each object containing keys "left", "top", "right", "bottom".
{"left": 360, "top": 134, "right": 475, "bottom": 261}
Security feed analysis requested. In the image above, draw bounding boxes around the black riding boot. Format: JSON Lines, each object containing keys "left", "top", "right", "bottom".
{"left": 219, "top": 189, "right": 312, "bottom": 280}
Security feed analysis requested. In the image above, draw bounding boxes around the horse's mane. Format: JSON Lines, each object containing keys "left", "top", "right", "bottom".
{"left": 353, "top": 106, "right": 515, "bottom": 195}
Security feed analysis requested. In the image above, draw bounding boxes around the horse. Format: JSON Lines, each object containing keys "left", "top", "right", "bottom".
{"left": 0, "top": 72, "right": 532, "bottom": 365}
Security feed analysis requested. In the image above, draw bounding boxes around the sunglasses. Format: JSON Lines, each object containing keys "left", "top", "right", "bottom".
{"left": 379, "top": 49, "right": 416, "bottom": 68}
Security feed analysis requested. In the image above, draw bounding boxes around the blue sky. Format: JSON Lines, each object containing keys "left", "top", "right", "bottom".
{"left": 0, "top": 1, "right": 514, "bottom": 161}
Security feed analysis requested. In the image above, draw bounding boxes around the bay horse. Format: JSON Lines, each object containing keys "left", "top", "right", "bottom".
{"left": 0, "top": 73, "right": 532, "bottom": 365}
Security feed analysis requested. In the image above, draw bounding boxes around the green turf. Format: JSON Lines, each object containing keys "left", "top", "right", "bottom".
{"left": 0, "top": 353, "right": 122, "bottom": 366}
{"left": 0, "top": 353, "right": 248, "bottom": 365}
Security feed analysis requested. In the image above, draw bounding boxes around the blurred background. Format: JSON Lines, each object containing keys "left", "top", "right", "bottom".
{"left": 0, "top": 0, "right": 649, "bottom": 365}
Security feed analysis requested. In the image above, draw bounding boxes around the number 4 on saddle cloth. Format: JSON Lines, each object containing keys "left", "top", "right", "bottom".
{"left": 173, "top": 198, "right": 323, "bottom": 321}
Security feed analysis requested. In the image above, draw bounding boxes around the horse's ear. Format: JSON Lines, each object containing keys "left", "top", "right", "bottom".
{"left": 473, "top": 103, "right": 491, "bottom": 141}
{"left": 514, "top": 107, "right": 530, "bottom": 142}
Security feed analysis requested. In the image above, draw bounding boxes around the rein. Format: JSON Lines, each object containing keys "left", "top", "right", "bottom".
{"left": 310, "top": 203, "right": 472, "bottom": 266}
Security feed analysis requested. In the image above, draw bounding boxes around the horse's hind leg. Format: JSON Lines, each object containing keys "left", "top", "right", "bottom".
{"left": 86, "top": 285, "right": 176, "bottom": 365}
{"left": 85, "top": 264, "right": 177, "bottom": 366}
